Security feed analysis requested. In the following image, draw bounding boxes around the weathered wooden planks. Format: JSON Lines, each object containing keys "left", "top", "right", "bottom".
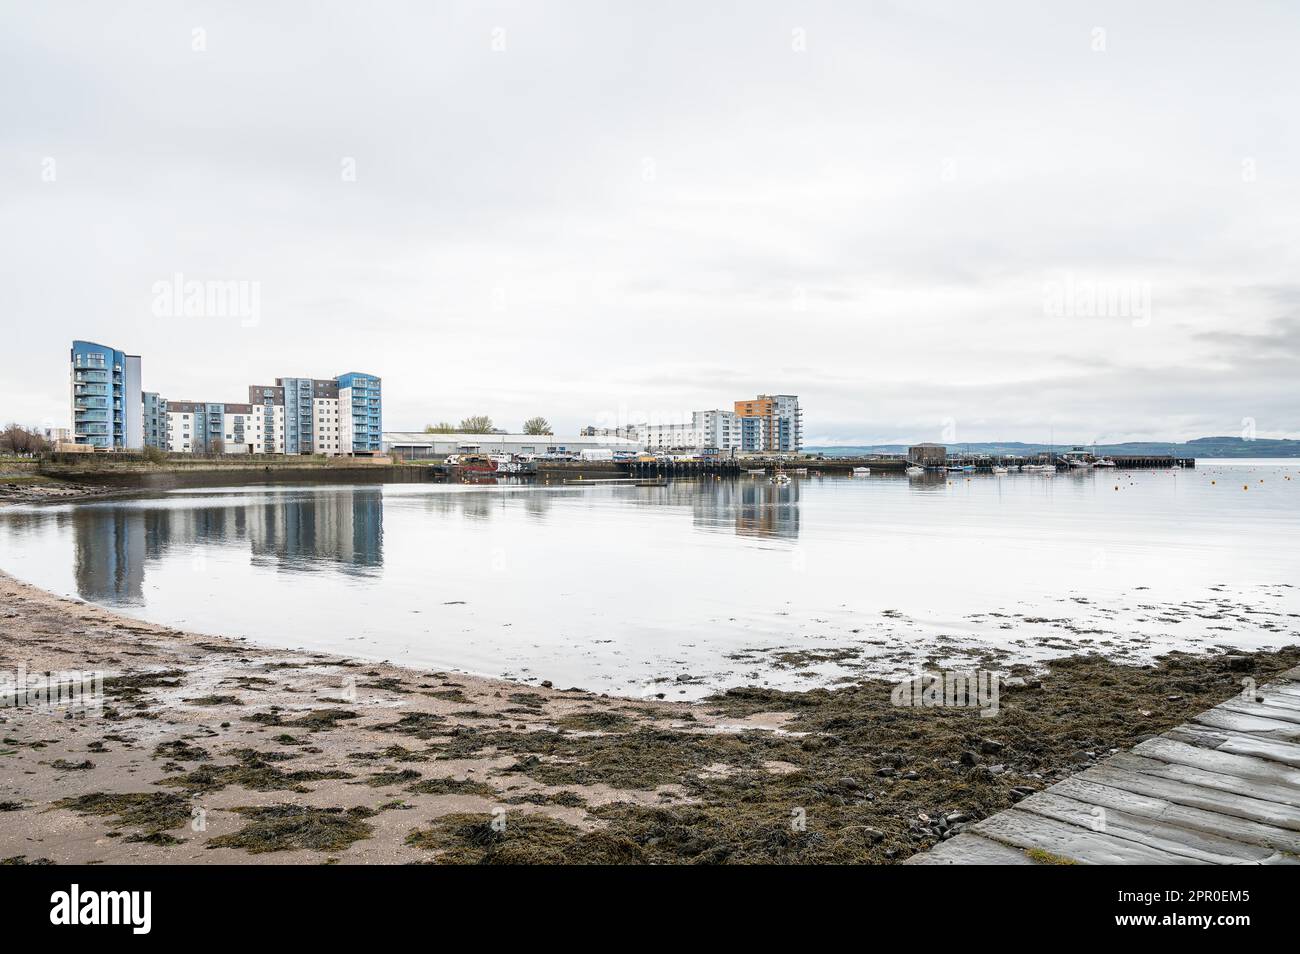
{"left": 904, "top": 833, "right": 1037, "bottom": 865}
{"left": 907, "top": 670, "right": 1300, "bottom": 865}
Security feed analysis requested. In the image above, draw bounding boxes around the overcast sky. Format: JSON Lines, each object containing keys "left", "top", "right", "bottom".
{"left": 3, "top": 1, "right": 1297, "bottom": 444}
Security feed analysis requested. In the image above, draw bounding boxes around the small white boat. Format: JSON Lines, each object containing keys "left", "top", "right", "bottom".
{"left": 771, "top": 472, "right": 792, "bottom": 485}
{"left": 1093, "top": 458, "right": 1116, "bottom": 468}
{"left": 852, "top": 467, "right": 871, "bottom": 476}
{"left": 905, "top": 466, "right": 925, "bottom": 477}
{"left": 747, "top": 468, "right": 766, "bottom": 476}
{"left": 991, "top": 466, "right": 1009, "bottom": 475}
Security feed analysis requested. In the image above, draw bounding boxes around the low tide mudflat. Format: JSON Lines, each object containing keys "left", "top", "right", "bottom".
{"left": 3, "top": 571, "right": 1297, "bottom": 864}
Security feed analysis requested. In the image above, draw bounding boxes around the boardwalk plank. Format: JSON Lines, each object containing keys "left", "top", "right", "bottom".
{"left": 903, "top": 833, "right": 1038, "bottom": 865}
{"left": 1016, "top": 790, "right": 1274, "bottom": 863}
{"left": 1193, "top": 707, "right": 1300, "bottom": 739}
{"left": 1105, "top": 751, "right": 1300, "bottom": 813}
{"left": 1133, "top": 737, "right": 1300, "bottom": 790}
{"left": 971, "top": 809, "right": 1209, "bottom": 865}
{"left": 1253, "top": 693, "right": 1300, "bottom": 713}
{"left": 1053, "top": 772, "right": 1300, "bottom": 845}
{"left": 1163, "top": 724, "right": 1300, "bottom": 767}
{"left": 1220, "top": 698, "right": 1300, "bottom": 722}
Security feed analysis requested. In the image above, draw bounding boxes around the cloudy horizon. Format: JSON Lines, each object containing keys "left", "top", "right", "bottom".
{"left": 3, "top": 1, "right": 1297, "bottom": 445}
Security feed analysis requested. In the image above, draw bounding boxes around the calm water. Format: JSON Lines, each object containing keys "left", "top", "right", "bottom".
{"left": 1, "top": 459, "right": 1297, "bottom": 698}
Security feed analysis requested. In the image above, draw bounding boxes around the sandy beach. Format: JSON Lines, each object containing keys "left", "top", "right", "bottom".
{"left": 2, "top": 569, "right": 1296, "bottom": 864}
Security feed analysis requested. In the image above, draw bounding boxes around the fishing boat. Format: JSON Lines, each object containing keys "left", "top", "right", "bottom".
{"left": 852, "top": 466, "right": 871, "bottom": 476}
{"left": 771, "top": 472, "right": 792, "bottom": 485}
{"left": 1093, "top": 458, "right": 1116, "bottom": 468}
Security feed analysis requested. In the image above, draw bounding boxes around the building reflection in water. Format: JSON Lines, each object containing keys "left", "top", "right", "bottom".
{"left": 636, "top": 478, "right": 801, "bottom": 541}
{"left": 63, "top": 487, "right": 384, "bottom": 604}
{"left": 73, "top": 508, "right": 148, "bottom": 605}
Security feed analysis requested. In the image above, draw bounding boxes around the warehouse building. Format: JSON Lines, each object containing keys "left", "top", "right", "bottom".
{"left": 383, "top": 432, "right": 642, "bottom": 461}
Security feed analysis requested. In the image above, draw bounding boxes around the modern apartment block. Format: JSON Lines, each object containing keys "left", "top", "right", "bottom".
{"left": 336, "top": 372, "right": 383, "bottom": 454}
{"left": 70, "top": 340, "right": 143, "bottom": 449}
{"left": 142, "top": 392, "right": 167, "bottom": 449}
{"left": 247, "top": 384, "right": 287, "bottom": 454}
{"left": 66, "top": 341, "right": 380, "bottom": 456}
{"left": 164, "top": 400, "right": 283, "bottom": 454}
{"left": 636, "top": 398, "right": 801, "bottom": 454}
{"left": 735, "top": 394, "right": 803, "bottom": 452}
{"left": 642, "top": 410, "right": 741, "bottom": 453}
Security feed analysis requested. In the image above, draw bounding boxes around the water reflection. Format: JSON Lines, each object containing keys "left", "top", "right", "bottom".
{"left": 692, "top": 479, "right": 800, "bottom": 540}
{"left": 3, "top": 487, "right": 385, "bottom": 605}
{"left": 73, "top": 508, "right": 147, "bottom": 605}
{"left": 2, "top": 480, "right": 808, "bottom": 607}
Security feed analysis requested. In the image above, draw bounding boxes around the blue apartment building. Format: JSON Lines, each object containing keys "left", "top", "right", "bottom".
{"left": 336, "top": 372, "right": 383, "bottom": 454}
{"left": 70, "top": 340, "right": 142, "bottom": 449}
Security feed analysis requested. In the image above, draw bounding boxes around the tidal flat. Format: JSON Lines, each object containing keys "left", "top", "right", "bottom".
{"left": 2, "top": 571, "right": 1297, "bottom": 865}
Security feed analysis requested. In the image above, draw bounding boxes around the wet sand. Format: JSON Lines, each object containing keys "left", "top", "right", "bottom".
{"left": 2, "top": 570, "right": 1297, "bottom": 864}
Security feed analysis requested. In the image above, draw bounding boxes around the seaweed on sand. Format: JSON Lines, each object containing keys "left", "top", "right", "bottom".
{"left": 554, "top": 710, "right": 636, "bottom": 732}
{"left": 102, "top": 669, "right": 184, "bottom": 702}
{"left": 52, "top": 792, "right": 191, "bottom": 843}
{"left": 405, "top": 812, "right": 643, "bottom": 864}
{"left": 437, "top": 726, "right": 800, "bottom": 789}
{"left": 371, "top": 712, "right": 447, "bottom": 740}
{"left": 361, "top": 769, "right": 422, "bottom": 787}
{"left": 243, "top": 708, "right": 358, "bottom": 731}
{"left": 405, "top": 776, "right": 496, "bottom": 797}
{"left": 159, "top": 749, "right": 353, "bottom": 794}
{"left": 207, "top": 805, "right": 377, "bottom": 854}
{"left": 152, "top": 740, "right": 211, "bottom": 762}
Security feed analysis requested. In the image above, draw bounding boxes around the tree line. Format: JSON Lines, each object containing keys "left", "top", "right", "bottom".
{"left": 0, "top": 424, "right": 52, "bottom": 455}
{"left": 423, "top": 416, "right": 552, "bottom": 435}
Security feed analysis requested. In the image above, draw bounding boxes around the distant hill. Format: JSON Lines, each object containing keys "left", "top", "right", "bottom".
{"left": 805, "top": 437, "right": 1300, "bottom": 458}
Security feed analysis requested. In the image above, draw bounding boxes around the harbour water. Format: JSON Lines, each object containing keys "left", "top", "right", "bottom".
{"left": 1, "top": 460, "right": 1296, "bottom": 699}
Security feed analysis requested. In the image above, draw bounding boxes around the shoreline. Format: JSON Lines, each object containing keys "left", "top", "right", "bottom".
{"left": 2, "top": 571, "right": 1298, "bottom": 864}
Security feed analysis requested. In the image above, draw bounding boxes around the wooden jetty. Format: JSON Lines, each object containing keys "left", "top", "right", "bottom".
{"left": 907, "top": 665, "right": 1300, "bottom": 865}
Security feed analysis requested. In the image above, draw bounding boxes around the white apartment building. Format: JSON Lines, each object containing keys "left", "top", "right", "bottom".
{"left": 312, "top": 396, "right": 342, "bottom": 456}
{"left": 641, "top": 410, "right": 741, "bottom": 452}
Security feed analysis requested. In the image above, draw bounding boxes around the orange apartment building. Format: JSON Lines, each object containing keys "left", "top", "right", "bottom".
{"left": 734, "top": 394, "right": 803, "bottom": 452}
